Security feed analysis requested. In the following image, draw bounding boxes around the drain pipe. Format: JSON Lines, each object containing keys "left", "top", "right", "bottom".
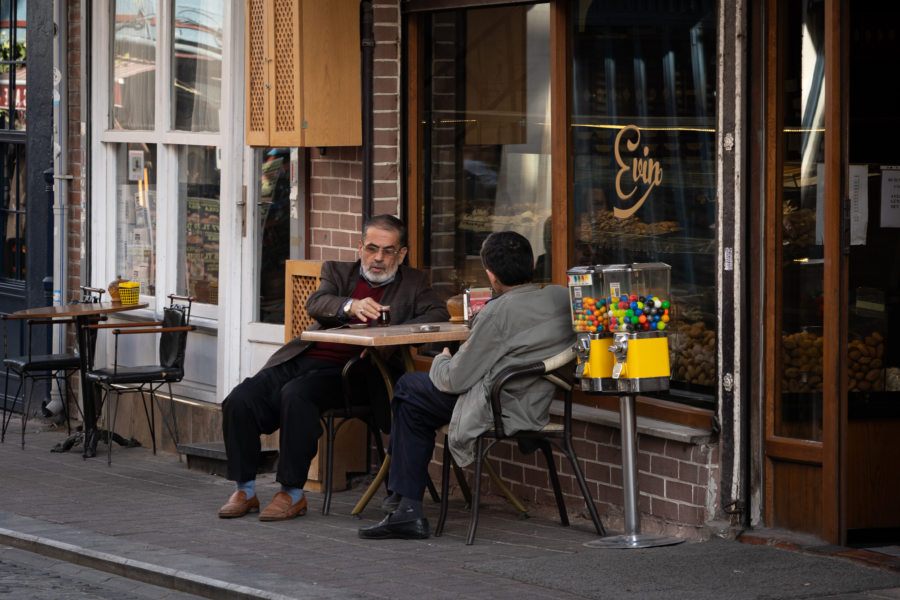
{"left": 360, "top": 0, "right": 374, "bottom": 222}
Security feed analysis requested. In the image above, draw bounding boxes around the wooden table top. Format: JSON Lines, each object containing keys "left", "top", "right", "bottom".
{"left": 300, "top": 321, "right": 470, "bottom": 347}
{"left": 8, "top": 301, "right": 150, "bottom": 320}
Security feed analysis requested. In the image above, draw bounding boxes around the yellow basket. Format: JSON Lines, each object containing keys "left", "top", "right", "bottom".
{"left": 119, "top": 281, "right": 140, "bottom": 305}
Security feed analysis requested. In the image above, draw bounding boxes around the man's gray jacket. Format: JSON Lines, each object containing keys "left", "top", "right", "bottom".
{"left": 430, "top": 284, "right": 576, "bottom": 467}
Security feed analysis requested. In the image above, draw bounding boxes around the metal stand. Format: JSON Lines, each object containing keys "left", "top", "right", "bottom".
{"left": 584, "top": 394, "right": 683, "bottom": 549}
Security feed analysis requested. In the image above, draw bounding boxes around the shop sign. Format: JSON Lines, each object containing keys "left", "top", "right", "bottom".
{"left": 0, "top": 83, "right": 26, "bottom": 111}
{"left": 614, "top": 124, "right": 663, "bottom": 219}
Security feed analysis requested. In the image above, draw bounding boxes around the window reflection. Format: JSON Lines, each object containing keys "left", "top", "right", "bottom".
{"left": 172, "top": 1, "right": 223, "bottom": 132}
{"left": 115, "top": 143, "right": 157, "bottom": 295}
{"left": 177, "top": 146, "right": 220, "bottom": 304}
{"left": 257, "top": 147, "right": 290, "bottom": 323}
{"left": 112, "top": 0, "right": 157, "bottom": 130}
{"left": 572, "top": 0, "right": 717, "bottom": 404}
{"left": 0, "top": 0, "right": 27, "bottom": 130}
{"left": 0, "top": 141, "right": 25, "bottom": 279}
{"left": 421, "top": 4, "right": 552, "bottom": 297}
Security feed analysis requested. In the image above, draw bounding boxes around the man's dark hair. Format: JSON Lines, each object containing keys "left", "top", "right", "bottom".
{"left": 362, "top": 214, "right": 408, "bottom": 247}
{"left": 480, "top": 230, "right": 534, "bottom": 286}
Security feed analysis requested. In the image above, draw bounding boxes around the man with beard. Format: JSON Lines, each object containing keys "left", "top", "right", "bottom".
{"left": 218, "top": 215, "right": 449, "bottom": 521}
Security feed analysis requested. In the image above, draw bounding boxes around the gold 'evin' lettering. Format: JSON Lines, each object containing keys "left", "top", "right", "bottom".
{"left": 613, "top": 125, "right": 663, "bottom": 219}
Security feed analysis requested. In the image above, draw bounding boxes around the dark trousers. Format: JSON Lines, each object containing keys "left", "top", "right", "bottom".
{"left": 222, "top": 357, "right": 343, "bottom": 488}
{"left": 387, "top": 371, "right": 458, "bottom": 501}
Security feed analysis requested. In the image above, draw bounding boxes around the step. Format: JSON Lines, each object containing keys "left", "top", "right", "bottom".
{"left": 177, "top": 441, "right": 278, "bottom": 477}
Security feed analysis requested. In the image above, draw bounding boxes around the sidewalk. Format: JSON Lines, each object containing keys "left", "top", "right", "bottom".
{"left": 2, "top": 419, "right": 900, "bottom": 600}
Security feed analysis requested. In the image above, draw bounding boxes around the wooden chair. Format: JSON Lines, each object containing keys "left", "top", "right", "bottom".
{"left": 285, "top": 260, "right": 388, "bottom": 514}
{"left": 285, "top": 260, "right": 324, "bottom": 341}
{"left": 434, "top": 347, "right": 606, "bottom": 545}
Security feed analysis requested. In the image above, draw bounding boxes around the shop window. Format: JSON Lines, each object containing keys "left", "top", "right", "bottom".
{"left": 172, "top": 0, "right": 223, "bottom": 132}
{"left": 419, "top": 3, "right": 552, "bottom": 297}
{"left": 571, "top": 0, "right": 718, "bottom": 406}
{"left": 0, "top": 0, "right": 26, "bottom": 281}
{"left": 98, "top": 0, "right": 226, "bottom": 319}
{"left": 114, "top": 143, "right": 157, "bottom": 294}
{"left": 111, "top": 0, "right": 157, "bottom": 131}
{"left": 177, "top": 145, "right": 220, "bottom": 304}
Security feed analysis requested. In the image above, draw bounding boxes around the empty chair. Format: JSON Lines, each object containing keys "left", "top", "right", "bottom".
{"left": 434, "top": 347, "right": 606, "bottom": 544}
{"left": 86, "top": 295, "right": 195, "bottom": 465}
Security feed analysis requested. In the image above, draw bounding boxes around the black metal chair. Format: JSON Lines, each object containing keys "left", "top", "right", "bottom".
{"left": 1, "top": 287, "right": 106, "bottom": 448}
{"left": 320, "top": 354, "right": 389, "bottom": 515}
{"left": 85, "top": 295, "right": 195, "bottom": 465}
{"left": 434, "top": 347, "right": 606, "bottom": 544}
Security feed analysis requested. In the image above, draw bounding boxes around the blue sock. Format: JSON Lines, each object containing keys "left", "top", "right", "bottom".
{"left": 281, "top": 485, "right": 305, "bottom": 504}
{"left": 236, "top": 480, "right": 255, "bottom": 497}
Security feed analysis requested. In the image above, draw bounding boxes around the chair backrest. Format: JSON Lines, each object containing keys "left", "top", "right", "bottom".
{"left": 489, "top": 347, "right": 576, "bottom": 437}
{"left": 284, "top": 260, "right": 323, "bottom": 343}
{"left": 159, "top": 303, "right": 190, "bottom": 369}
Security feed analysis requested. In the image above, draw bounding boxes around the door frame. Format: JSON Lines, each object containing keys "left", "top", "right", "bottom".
{"left": 757, "top": 0, "right": 846, "bottom": 544}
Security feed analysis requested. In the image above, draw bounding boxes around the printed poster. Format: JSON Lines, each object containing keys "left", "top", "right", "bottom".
{"left": 881, "top": 167, "right": 900, "bottom": 228}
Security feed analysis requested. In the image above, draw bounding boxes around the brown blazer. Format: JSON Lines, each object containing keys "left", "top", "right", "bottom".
{"left": 262, "top": 260, "right": 450, "bottom": 370}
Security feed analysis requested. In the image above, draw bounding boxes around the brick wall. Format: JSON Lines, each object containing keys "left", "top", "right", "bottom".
{"left": 427, "top": 420, "right": 719, "bottom": 540}
{"left": 307, "top": 0, "right": 402, "bottom": 257}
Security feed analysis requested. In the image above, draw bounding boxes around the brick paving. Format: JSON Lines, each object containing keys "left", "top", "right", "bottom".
{"left": 2, "top": 419, "right": 900, "bottom": 600}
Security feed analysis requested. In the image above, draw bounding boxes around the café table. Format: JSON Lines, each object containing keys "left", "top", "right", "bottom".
{"left": 8, "top": 300, "right": 149, "bottom": 458}
{"left": 300, "top": 321, "right": 528, "bottom": 516}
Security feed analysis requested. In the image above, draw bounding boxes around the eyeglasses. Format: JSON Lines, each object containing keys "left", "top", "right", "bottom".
{"left": 362, "top": 244, "right": 403, "bottom": 257}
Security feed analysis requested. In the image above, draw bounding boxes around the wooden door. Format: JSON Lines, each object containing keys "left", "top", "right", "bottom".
{"left": 761, "top": 0, "right": 900, "bottom": 546}
{"left": 761, "top": 0, "right": 842, "bottom": 542}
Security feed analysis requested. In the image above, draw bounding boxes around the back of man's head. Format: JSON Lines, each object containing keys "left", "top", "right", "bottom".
{"left": 481, "top": 231, "right": 534, "bottom": 287}
{"left": 363, "top": 214, "right": 407, "bottom": 246}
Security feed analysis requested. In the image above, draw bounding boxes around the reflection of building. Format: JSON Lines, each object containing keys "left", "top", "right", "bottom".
{"left": 48, "top": 1, "right": 900, "bottom": 549}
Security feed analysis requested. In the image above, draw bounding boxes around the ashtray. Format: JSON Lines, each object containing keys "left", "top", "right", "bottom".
{"left": 348, "top": 323, "right": 370, "bottom": 329}
{"left": 413, "top": 324, "right": 440, "bottom": 333}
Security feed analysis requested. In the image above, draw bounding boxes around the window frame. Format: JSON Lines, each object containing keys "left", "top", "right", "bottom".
{"left": 92, "top": 0, "right": 231, "bottom": 324}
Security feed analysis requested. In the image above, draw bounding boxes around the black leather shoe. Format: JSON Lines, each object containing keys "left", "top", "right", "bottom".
{"left": 359, "top": 513, "right": 430, "bottom": 539}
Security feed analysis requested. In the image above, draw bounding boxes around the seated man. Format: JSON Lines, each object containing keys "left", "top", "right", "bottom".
{"left": 219, "top": 214, "right": 449, "bottom": 521}
{"left": 359, "top": 230, "right": 576, "bottom": 539}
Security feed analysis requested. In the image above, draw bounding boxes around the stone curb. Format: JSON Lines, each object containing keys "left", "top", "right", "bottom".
{"left": 0, "top": 526, "right": 321, "bottom": 600}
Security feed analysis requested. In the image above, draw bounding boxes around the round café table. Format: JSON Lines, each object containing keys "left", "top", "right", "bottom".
{"left": 8, "top": 301, "right": 149, "bottom": 458}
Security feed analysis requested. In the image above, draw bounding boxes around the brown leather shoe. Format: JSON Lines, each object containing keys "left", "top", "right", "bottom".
{"left": 259, "top": 491, "right": 308, "bottom": 521}
{"left": 218, "top": 491, "right": 260, "bottom": 518}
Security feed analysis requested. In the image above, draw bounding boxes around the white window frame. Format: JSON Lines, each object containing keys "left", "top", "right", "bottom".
{"left": 90, "top": 0, "right": 235, "bottom": 327}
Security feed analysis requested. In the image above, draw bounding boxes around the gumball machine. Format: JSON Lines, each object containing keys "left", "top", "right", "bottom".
{"left": 567, "top": 265, "right": 616, "bottom": 391}
{"left": 601, "top": 263, "right": 672, "bottom": 392}
{"left": 569, "top": 262, "right": 683, "bottom": 549}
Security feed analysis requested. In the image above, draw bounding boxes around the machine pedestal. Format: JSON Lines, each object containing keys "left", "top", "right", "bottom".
{"left": 584, "top": 394, "right": 683, "bottom": 549}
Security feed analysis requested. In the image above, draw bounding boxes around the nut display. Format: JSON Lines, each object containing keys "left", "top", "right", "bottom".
{"left": 781, "top": 331, "right": 823, "bottom": 393}
{"left": 670, "top": 320, "right": 715, "bottom": 387}
{"left": 847, "top": 332, "right": 884, "bottom": 392}
{"left": 780, "top": 330, "right": 884, "bottom": 393}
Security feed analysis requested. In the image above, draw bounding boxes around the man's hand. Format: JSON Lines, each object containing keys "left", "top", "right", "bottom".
{"left": 349, "top": 298, "right": 384, "bottom": 323}
{"left": 441, "top": 347, "right": 452, "bottom": 357}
